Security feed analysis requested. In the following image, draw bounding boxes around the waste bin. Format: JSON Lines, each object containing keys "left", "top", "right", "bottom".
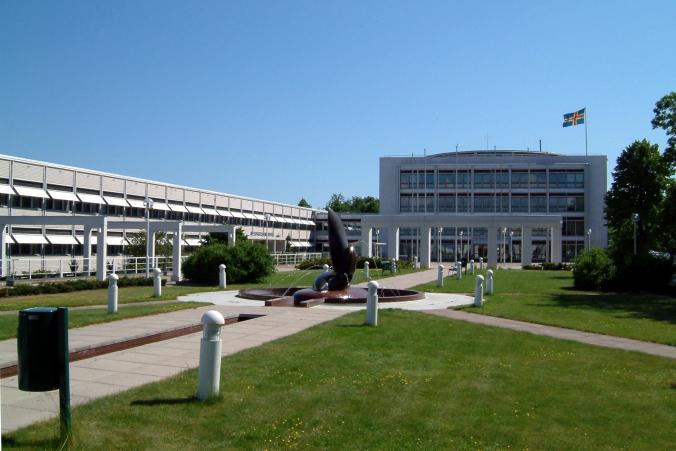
{"left": 17, "top": 307, "right": 60, "bottom": 391}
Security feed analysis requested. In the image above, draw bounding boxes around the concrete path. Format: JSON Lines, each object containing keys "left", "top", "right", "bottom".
{"left": 426, "top": 309, "right": 676, "bottom": 360}
{"left": 1, "top": 305, "right": 349, "bottom": 433}
{"left": 354, "top": 267, "right": 438, "bottom": 289}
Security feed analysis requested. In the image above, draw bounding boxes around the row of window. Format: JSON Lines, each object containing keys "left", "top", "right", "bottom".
{"left": 400, "top": 169, "right": 584, "bottom": 190}
{"left": 397, "top": 222, "right": 585, "bottom": 238}
{"left": 0, "top": 195, "right": 313, "bottom": 229}
{"left": 400, "top": 194, "right": 585, "bottom": 214}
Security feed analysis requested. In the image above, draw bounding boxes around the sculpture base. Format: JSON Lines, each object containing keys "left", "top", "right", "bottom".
{"left": 238, "top": 286, "right": 425, "bottom": 308}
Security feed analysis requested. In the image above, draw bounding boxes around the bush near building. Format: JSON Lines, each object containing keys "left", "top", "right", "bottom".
{"left": 0, "top": 277, "right": 161, "bottom": 298}
{"left": 182, "top": 241, "right": 274, "bottom": 285}
{"left": 573, "top": 248, "right": 616, "bottom": 291}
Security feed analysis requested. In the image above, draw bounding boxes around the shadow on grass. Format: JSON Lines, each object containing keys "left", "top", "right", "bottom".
{"left": 131, "top": 396, "right": 196, "bottom": 406}
{"left": 547, "top": 292, "right": 676, "bottom": 325}
{"left": 1, "top": 436, "right": 64, "bottom": 449}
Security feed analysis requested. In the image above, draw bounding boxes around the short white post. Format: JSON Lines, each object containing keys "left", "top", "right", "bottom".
{"left": 152, "top": 267, "right": 162, "bottom": 297}
{"left": 108, "top": 273, "right": 119, "bottom": 313}
{"left": 414, "top": 255, "right": 419, "bottom": 269}
{"left": 456, "top": 261, "right": 462, "bottom": 280}
{"left": 486, "top": 269, "right": 494, "bottom": 295}
{"left": 474, "top": 275, "right": 484, "bottom": 307}
{"left": 322, "top": 264, "right": 330, "bottom": 272}
{"left": 391, "top": 259, "right": 397, "bottom": 273}
{"left": 218, "top": 264, "right": 227, "bottom": 289}
{"left": 469, "top": 259, "right": 475, "bottom": 275}
{"left": 479, "top": 257, "right": 484, "bottom": 270}
{"left": 366, "top": 280, "right": 379, "bottom": 326}
{"left": 437, "top": 264, "right": 444, "bottom": 287}
{"left": 364, "top": 261, "right": 370, "bottom": 279}
{"left": 197, "top": 310, "right": 225, "bottom": 401}
{"left": 59, "top": 259, "right": 64, "bottom": 279}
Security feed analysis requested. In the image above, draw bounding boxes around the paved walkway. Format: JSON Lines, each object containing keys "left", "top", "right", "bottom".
{"left": 354, "top": 267, "right": 439, "bottom": 289}
{"left": 426, "top": 309, "right": 676, "bottom": 360}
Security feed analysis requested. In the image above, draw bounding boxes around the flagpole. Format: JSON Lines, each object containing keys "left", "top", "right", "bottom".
{"left": 585, "top": 108, "right": 588, "bottom": 156}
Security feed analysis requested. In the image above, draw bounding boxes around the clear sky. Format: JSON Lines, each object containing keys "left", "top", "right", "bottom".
{"left": 1, "top": 0, "right": 674, "bottom": 208}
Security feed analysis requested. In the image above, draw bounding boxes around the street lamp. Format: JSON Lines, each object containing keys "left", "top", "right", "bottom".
{"left": 509, "top": 231, "right": 514, "bottom": 264}
{"left": 587, "top": 228, "right": 592, "bottom": 251}
{"left": 458, "top": 230, "right": 463, "bottom": 263}
{"left": 632, "top": 213, "right": 639, "bottom": 255}
{"left": 438, "top": 227, "right": 443, "bottom": 263}
{"left": 501, "top": 227, "right": 507, "bottom": 264}
{"left": 143, "top": 197, "right": 154, "bottom": 277}
{"left": 375, "top": 229, "right": 380, "bottom": 259}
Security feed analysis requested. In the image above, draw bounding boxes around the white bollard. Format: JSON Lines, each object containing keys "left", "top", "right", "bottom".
{"left": 479, "top": 257, "right": 484, "bottom": 270}
{"left": 437, "top": 264, "right": 444, "bottom": 287}
{"left": 197, "top": 310, "right": 225, "bottom": 400}
{"left": 366, "top": 280, "right": 379, "bottom": 326}
{"left": 414, "top": 255, "right": 419, "bottom": 269}
{"left": 456, "top": 261, "right": 462, "bottom": 280}
{"left": 470, "top": 259, "right": 475, "bottom": 275}
{"left": 107, "top": 273, "right": 119, "bottom": 313}
{"left": 391, "top": 259, "right": 397, "bottom": 273}
{"left": 322, "top": 264, "right": 330, "bottom": 272}
{"left": 486, "top": 269, "right": 494, "bottom": 295}
{"left": 364, "top": 261, "right": 370, "bottom": 279}
{"left": 152, "top": 267, "right": 162, "bottom": 297}
{"left": 219, "top": 264, "right": 227, "bottom": 289}
{"left": 474, "top": 275, "right": 485, "bottom": 307}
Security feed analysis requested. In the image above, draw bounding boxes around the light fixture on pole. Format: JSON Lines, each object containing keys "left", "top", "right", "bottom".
{"left": 375, "top": 229, "right": 380, "bottom": 259}
{"left": 143, "top": 197, "right": 154, "bottom": 278}
{"left": 438, "top": 227, "right": 443, "bottom": 263}
{"left": 501, "top": 227, "right": 507, "bottom": 264}
{"left": 509, "top": 231, "right": 514, "bottom": 263}
{"left": 632, "top": 213, "right": 639, "bottom": 255}
{"left": 459, "top": 230, "right": 464, "bottom": 263}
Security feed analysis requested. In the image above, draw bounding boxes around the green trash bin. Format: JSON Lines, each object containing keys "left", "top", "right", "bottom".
{"left": 17, "top": 307, "right": 60, "bottom": 392}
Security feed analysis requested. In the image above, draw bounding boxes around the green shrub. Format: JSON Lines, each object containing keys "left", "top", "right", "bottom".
{"left": 542, "top": 262, "right": 574, "bottom": 271}
{"left": 182, "top": 241, "right": 274, "bottom": 284}
{"left": 295, "top": 257, "right": 331, "bottom": 270}
{"left": 0, "top": 276, "right": 158, "bottom": 298}
{"left": 573, "top": 248, "right": 616, "bottom": 290}
{"left": 612, "top": 254, "right": 674, "bottom": 292}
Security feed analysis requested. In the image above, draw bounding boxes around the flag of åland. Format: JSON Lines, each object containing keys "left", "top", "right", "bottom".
{"left": 563, "top": 108, "right": 585, "bottom": 127}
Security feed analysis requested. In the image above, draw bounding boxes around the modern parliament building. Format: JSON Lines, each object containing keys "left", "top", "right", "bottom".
{"left": 0, "top": 149, "right": 607, "bottom": 277}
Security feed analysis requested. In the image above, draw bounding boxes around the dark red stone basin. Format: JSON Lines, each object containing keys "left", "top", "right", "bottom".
{"left": 238, "top": 286, "right": 425, "bottom": 307}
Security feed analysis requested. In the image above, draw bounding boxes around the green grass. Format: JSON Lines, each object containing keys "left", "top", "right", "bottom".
{"left": 4, "top": 310, "right": 674, "bottom": 450}
{"left": 415, "top": 269, "right": 676, "bottom": 345}
{"left": 0, "top": 302, "right": 209, "bottom": 341}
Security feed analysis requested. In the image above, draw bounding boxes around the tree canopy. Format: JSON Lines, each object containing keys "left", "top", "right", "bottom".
{"left": 298, "top": 198, "right": 312, "bottom": 208}
{"left": 126, "top": 231, "right": 173, "bottom": 257}
{"left": 651, "top": 91, "right": 676, "bottom": 165}
{"left": 325, "top": 193, "right": 379, "bottom": 213}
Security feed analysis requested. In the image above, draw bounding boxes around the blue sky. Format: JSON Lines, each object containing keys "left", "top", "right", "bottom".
{"left": 1, "top": 1, "right": 674, "bottom": 208}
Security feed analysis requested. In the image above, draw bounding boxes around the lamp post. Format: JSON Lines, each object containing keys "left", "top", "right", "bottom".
{"left": 438, "top": 227, "right": 443, "bottom": 263}
{"left": 501, "top": 227, "right": 507, "bottom": 264}
{"left": 509, "top": 231, "right": 514, "bottom": 264}
{"left": 459, "top": 230, "right": 463, "bottom": 263}
{"left": 375, "top": 229, "right": 380, "bottom": 259}
{"left": 143, "top": 197, "right": 154, "bottom": 277}
{"left": 587, "top": 228, "right": 592, "bottom": 251}
{"left": 632, "top": 213, "right": 639, "bottom": 256}
{"left": 264, "top": 213, "right": 271, "bottom": 252}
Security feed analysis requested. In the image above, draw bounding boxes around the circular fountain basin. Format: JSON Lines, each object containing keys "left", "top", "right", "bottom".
{"left": 238, "top": 286, "right": 425, "bottom": 308}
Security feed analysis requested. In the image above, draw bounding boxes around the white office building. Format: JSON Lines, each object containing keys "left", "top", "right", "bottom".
{"left": 356, "top": 150, "right": 607, "bottom": 268}
{"left": 0, "top": 154, "right": 318, "bottom": 280}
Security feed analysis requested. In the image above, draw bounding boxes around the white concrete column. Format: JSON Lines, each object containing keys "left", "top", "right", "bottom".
{"left": 172, "top": 224, "right": 183, "bottom": 282}
{"left": 551, "top": 224, "right": 562, "bottom": 263}
{"left": 360, "top": 225, "right": 372, "bottom": 257}
{"left": 522, "top": 227, "right": 533, "bottom": 266}
{"left": 95, "top": 219, "right": 108, "bottom": 282}
{"left": 146, "top": 230, "right": 156, "bottom": 273}
{"left": 487, "top": 226, "right": 498, "bottom": 268}
{"left": 83, "top": 226, "right": 93, "bottom": 272}
{"left": 388, "top": 226, "right": 400, "bottom": 260}
{"left": 0, "top": 224, "right": 6, "bottom": 277}
{"left": 419, "top": 226, "right": 431, "bottom": 268}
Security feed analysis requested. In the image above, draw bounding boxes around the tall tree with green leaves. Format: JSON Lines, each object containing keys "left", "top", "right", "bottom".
{"left": 605, "top": 139, "right": 670, "bottom": 262}
{"left": 651, "top": 91, "right": 676, "bottom": 166}
{"left": 298, "top": 198, "right": 312, "bottom": 208}
{"left": 325, "top": 193, "right": 379, "bottom": 213}
{"left": 126, "top": 231, "right": 173, "bottom": 257}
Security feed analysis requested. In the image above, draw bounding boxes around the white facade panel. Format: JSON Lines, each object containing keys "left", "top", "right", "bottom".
{"left": 102, "top": 176, "right": 125, "bottom": 193}
{"left": 13, "top": 162, "right": 43, "bottom": 182}
{"left": 75, "top": 172, "right": 101, "bottom": 190}
{"left": 46, "top": 167, "right": 74, "bottom": 186}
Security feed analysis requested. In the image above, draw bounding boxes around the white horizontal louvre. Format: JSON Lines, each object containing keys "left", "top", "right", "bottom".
{"left": 152, "top": 202, "right": 171, "bottom": 211}
{"left": 103, "top": 196, "right": 129, "bottom": 207}
{"left": 201, "top": 207, "right": 219, "bottom": 216}
{"left": 217, "top": 209, "right": 232, "bottom": 217}
{"left": 0, "top": 185, "right": 16, "bottom": 195}
{"left": 186, "top": 206, "right": 204, "bottom": 214}
{"left": 46, "top": 235, "right": 78, "bottom": 245}
{"left": 127, "top": 199, "right": 146, "bottom": 208}
{"left": 77, "top": 193, "right": 105, "bottom": 204}
{"left": 12, "top": 234, "right": 48, "bottom": 244}
{"left": 14, "top": 185, "right": 49, "bottom": 198}
{"left": 168, "top": 203, "right": 188, "bottom": 213}
{"left": 48, "top": 190, "right": 79, "bottom": 202}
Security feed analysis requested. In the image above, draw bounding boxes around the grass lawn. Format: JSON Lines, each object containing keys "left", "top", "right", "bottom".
{"left": 0, "top": 302, "right": 209, "bottom": 341}
{"left": 4, "top": 310, "right": 674, "bottom": 449}
{"left": 415, "top": 269, "right": 676, "bottom": 345}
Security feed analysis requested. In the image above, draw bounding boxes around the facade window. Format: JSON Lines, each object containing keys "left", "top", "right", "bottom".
{"left": 511, "top": 171, "right": 529, "bottom": 189}
{"left": 562, "top": 217, "right": 585, "bottom": 236}
{"left": 495, "top": 171, "right": 509, "bottom": 188}
{"left": 457, "top": 194, "right": 470, "bottom": 212}
{"left": 511, "top": 196, "right": 528, "bottom": 212}
{"left": 473, "top": 171, "right": 494, "bottom": 189}
{"left": 400, "top": 172, "right": 414, "bottom": 189}
{"left": 473, "top": 194, "right": 494, "bottom": 212}
{"left": 549, "top": 171, "right": 584, "bottom": 189}
{"left": 496, "top": 194, "right": 509, "bottom": 213}
{"left": 530, "top": 171, "right": 547, "bottom": 189}
{"left": 457, "top": 171, "right": 470, "bottom": 189}
{"left": 438, "top": 171, "right": 455, "bottom": 189}
{"left": 400, "top": 170, "right": 434, "bottom": 189}
{"left": 438, "top": 194, "right": 455, "bottom": 212}
{"left": 530, "top": 195, "right": 547, "bottom": 212}
{"left": 46, "top": 199, "right": 70, "bottom": 212}
{"left": 0, "top": 194, "right": 9, "bottom": 207}
{"left": 549, "top": 195, "right": 584, "bottom": 212}
{"left": 562, "top": 241, "right": 585, "bottom": 262}
{"left": 400, "top": 195, "right": 413, "bottom": 213}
